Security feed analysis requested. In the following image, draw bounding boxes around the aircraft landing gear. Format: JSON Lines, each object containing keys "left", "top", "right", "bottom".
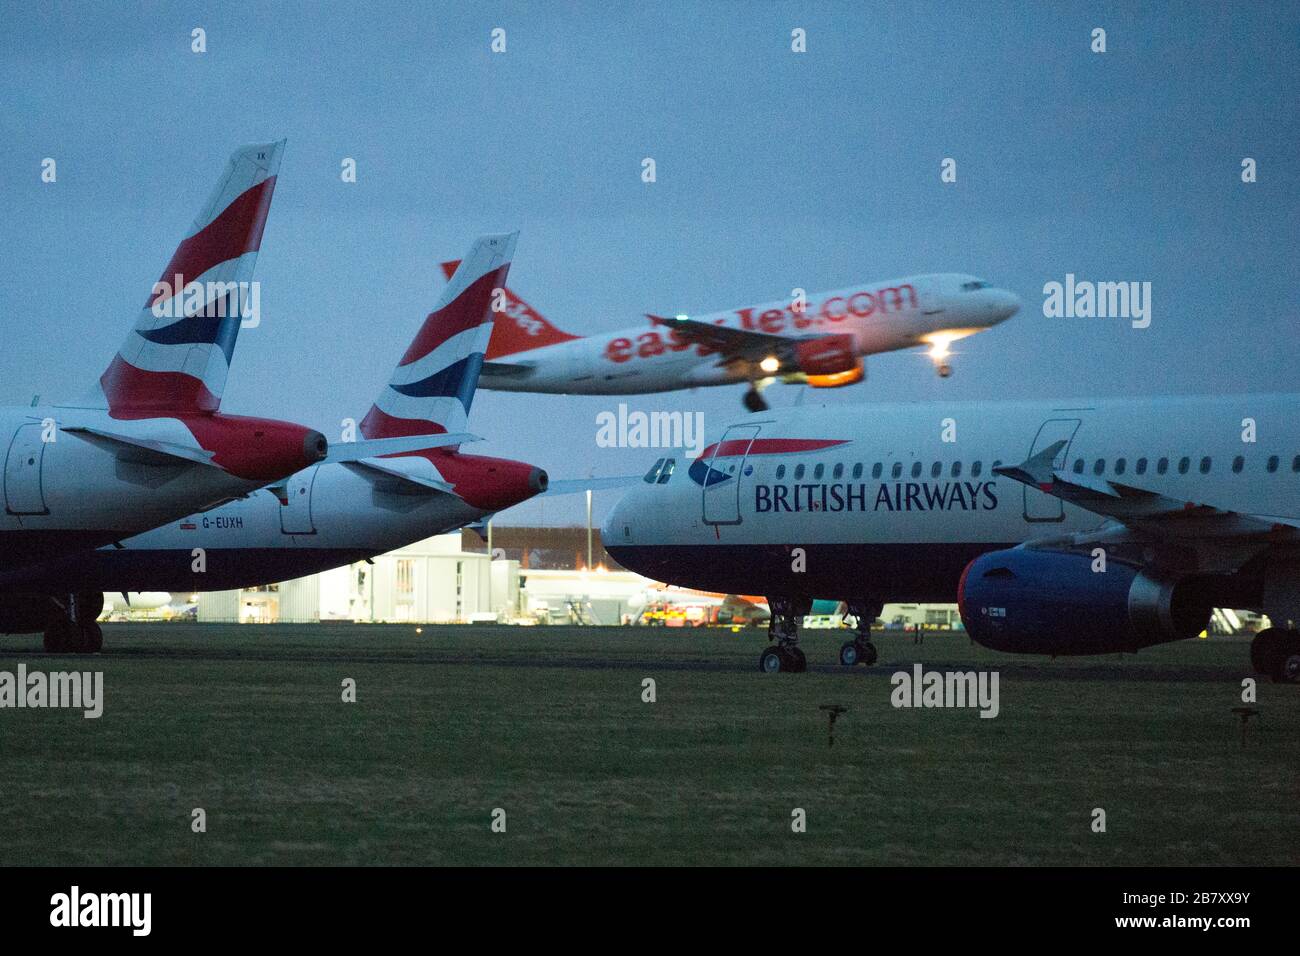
{"left": 742, "top": 386, "right": 769, "bottom": 413}
{"left": 758, "top": 596, "right": 811, "bottom": 673}
{"left": 839, "top": 599, "right": 882, "bottom": 667}
{"left": 937, "top": 363, "right": 953, "bottom": 378}
{"left": 43, "top": 592, "right": 104, "bottom": 654}
{"left": 1251, "top": 627, "right": 1300, "bottom": 683}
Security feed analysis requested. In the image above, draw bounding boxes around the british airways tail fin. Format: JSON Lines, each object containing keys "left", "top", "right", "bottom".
{"left": 361, "top": 233, "right": 518, "bottom": 440}
{"left": 92, "top": 141, "right": 285, "bottom": 416}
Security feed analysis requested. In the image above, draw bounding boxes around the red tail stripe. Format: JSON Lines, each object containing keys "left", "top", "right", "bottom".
{"left": 100, "top": 356, "right": 220, "bottom": 415}
{"left": 359, "top": 405, "right": 449, "bottom": 441}
{"left": 441, "top": 259, "right": 578, "bottom": 360}
{"left": 145, "top": 176, "right": 277, "bottom": 308}
{"left": 398, "top": 266, "right": 507, "bottom": 367}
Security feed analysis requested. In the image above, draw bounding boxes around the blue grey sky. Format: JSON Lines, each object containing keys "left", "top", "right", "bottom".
{"left": 2, "top": 1, "right": 1296, "bottom": 525}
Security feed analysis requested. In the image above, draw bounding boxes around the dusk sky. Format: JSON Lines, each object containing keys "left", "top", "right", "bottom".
{"left": 3, "top": 1, "right": 1296, "bottom": 525}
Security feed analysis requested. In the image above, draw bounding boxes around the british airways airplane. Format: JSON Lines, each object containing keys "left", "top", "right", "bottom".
{"left": 0, "top": 234, "right": 551, "bottom": 649}
{"left": 440, "top": 261, "right": 1021, "bottom": 411}
{"left": 602, "top": 396, "right": 1300, "bottom": 682}
{"left": 0, "top": 142, "right": 330, "bottom": 652}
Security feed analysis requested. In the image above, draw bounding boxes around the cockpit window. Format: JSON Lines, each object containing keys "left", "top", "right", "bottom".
{"left": 960, "top": 280, "right": 991, "bottom": 292}
{"left": 643, "top": 458, "right": 666, "bottom": 483}
{"left": 656, "top": 459, "right": 676, "bottom": 484}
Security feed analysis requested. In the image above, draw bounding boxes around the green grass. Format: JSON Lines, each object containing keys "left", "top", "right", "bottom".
{"left": 0, "top": 623, "right": 1294, "bottom": 866}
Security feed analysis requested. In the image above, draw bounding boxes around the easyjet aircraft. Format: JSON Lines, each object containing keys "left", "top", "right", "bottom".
{"left": 602, "top": 395, "right": 1300, "bottom": 681}
{"left": 0, "top": 234, "right": 562, "bottom": 648}
{"left": 439, "top": 261, "right": 1021, "bottom": 410}
{"left": 0, "top": 142, "right": 331, "bottom": 652}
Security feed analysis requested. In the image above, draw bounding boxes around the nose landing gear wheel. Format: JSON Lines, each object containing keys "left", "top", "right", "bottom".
{"left": 937, "top": 363, "right": 952, "bottom": 378}
{"left": 742, "top": 387, "right": 769, "bottom": 413}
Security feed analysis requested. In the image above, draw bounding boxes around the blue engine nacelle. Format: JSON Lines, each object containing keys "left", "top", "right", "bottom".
{"left": 957, "top": 547, "right": 1213, "bottom": 655}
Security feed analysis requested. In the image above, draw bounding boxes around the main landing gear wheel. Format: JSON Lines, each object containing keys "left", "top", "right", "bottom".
{"left": 79, "top": 622, "right": 103, "bottom": 654}
{"left": 1250, "top": 628, "right": 1300, "bottom": 683}
{"left": 758, "top": 645, "right": 807, "bottom": 673}
{"left": 937, "top": 363, "right": 952, "bottom": 378}
{"left": 839, "top": 640, "right": 878, "bottom": 667}
{"left": 43, "top": 618, "right": 77, "bottom": 654}
{"left": 743, "top": 387, "right": 769, "bottom": 413}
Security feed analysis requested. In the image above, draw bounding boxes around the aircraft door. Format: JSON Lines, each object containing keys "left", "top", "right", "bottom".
{"left": 1023, "top": 418, "right": 1081, "bottom": 522}
{"left": 919, "top": 276, "right": 944, "bottom": 316}
{"left": 4, "top": 423, "right": 48, "bottom": 515}
{"left": 702, "top": 424, "right": 760, "bottom": 525}
{"left": 279, "top": 466, "right": 319, "bottom": 534}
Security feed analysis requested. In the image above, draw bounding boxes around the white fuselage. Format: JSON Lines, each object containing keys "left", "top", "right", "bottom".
{"left": 602, "top": 394, "right": 1300, "bottom": 603}
{"left": 481, "top": 274, "right": 1018, "bottom": 394}
{"left": 0, "top": 404, "right": 316, "bottom": 573}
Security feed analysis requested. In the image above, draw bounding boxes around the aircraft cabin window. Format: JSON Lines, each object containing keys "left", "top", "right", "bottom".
{"left": 911, "top": 462, "right": 923, "bottom": 479}
{"left": 931, "top": 461, "right": 942, "bottom": 478}
{"left": 795, "top": 464, "right": 806, "bottom": 480}
{"left": 1293, "top": 455, "right": 1300, "bottom": 473}
{"left": 833, "top": 463, "right": 843, "bottom": 479}
{"left": 1157, "top": 457, "right": 1169, "bottom": 475}
{"left": 1136, "top": 458, "right": 1148, "bottom": 475}
{"left": 951, "top": 461, "right": 962, "bottom": 478}
{"left": 1178, "top": 457, "right": 1190, "bottom": 475}
{"left": 1093, "top": 459, "right": 1105, "bottom": 476}
{"left": 992, "top": 460, "right": 1003, "bottom": 472}
{"left": 892, "top": 462, "right": 903, "bottom": 479}
{"left": 1199, "top": 457, "right": 1211, "bottom": 474}
{"left": 1267, "top": 455, "right": 1279, "bottom": 473}
{"left": 1232, "top": 456, "right": 1244, "bottom": 474}
{"left": 971, "top": 461, "right": 982, "bottom": 477}
{"left": 776, "top": 464, "right": 786, "bottom": 479}
{"left": 657, "top": 459, "right": 676, "bottom": 483}
{"left": 872, "top": 463, "right": 883, "bottom": 479}
{"left": 1115, "top": 458, "right": 1127, "bottom": 475}
{"left": 643, "top": 458, "right": 666, "bottom": 483}
{"left": 814, "top": 463, "right": 825, "bottom": 480}
{"left": 1073, "top": 459, "right": 1084, "bottom": 474}
{"left": 852, "top": 463, "right": 863, "bottom": 479}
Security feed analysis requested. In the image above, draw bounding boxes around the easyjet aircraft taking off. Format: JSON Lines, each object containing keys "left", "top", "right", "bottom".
{"left": 602, "top": 395, "right": 1300, "bottom": 682}
{"left": 0, "top": 142, "right": 330, "bottom": 652}
{"left": 439, "top": 261, "right": 1021, "bottom": 410}
{"left": 0, "top": 234, "right": 553, "bottom": 647}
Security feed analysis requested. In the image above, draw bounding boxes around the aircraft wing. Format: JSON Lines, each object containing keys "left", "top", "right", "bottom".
{"left": 994, "top": 441, "right": 1299, "bottom": 571}
{"left": 647, "top": 314, "right": 838, "bottom": 366}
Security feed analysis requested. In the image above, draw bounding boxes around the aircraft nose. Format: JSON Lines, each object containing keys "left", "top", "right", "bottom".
{"left": 989, "top": 289, "right": 1021, "bottom": 322}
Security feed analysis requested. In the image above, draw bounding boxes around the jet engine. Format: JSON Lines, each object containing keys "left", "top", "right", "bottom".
{"left": 957, "top": 547, "right": 1213, "bottom": 655}
{"left": 794, "top": 334, "right": 858, "bottom": 377}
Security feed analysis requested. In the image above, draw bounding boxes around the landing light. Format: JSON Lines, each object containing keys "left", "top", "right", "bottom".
{"left": 760, "top": 356, "right": 780, "bottom": 374}
{"left": 675, "top": 314, "right": 689, "bottom": 321}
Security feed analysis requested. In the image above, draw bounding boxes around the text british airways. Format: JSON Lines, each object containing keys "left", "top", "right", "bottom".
{"left": 754, "top": 481, "right": 999, "bottom": 513}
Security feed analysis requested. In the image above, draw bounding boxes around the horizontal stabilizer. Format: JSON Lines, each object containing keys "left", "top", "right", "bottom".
{"left": 341, "top": 459, "right": 457, "bottom": 497}
{"left": 64, "top": 425, "right": 217, "bottom": 469}
{"left": 324, "top": 432, "right": 480, "bottom": 463}
{"left": 543, "top": 475, "right": 640, "bottom": 496}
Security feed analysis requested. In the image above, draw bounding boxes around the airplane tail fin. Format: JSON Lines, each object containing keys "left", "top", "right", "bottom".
{"left": 361, "top": 233, "right": 518, "bottom": 440}
{"left": 95, "top": 141, "right": 285, "bottom": 416}
{"left": 439, "top": 259, "right": 579, "bottom": 359}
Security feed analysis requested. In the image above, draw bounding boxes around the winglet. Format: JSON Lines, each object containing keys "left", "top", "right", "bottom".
{"left": 994, "top": 439, "right": 1068, "bottom": 490}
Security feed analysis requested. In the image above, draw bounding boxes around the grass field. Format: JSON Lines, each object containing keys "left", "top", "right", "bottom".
{"left": 0, "top": 622, "right": 1294, "bottom": 866}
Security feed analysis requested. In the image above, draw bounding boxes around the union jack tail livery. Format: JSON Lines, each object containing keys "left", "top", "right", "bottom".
{"left": 95, "top": 140, "right": 285, "bottom": 415}
{"left": 363, "top": 233, "right": 517, "bottom": 440}
{"left": 439, "top": 255, "right": 578, "bottom": 359}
